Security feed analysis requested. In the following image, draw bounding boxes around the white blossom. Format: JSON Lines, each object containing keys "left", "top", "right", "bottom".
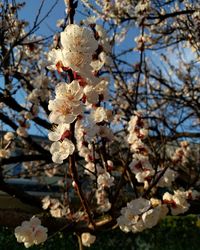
{"left": 48, "top": 24, "right": 98, "bottom": 75}
{"left": 96, "top": 188, "right": 111, "bottom": 212}
{"left": 4, "top": 131, "right": 14, "bottom": 141}
{"left": 157, "top": 168, "right": 177, "bottom": 187}
{"left": 48, "top": 123, "right": 70, "bottom": 141}
{"left": 142, "top": 207, "right": 161, "bottom": 229}
{"left": 42, "top": 196, "right": 51, "bottom": 210}
{"left": 50, "top": 139, "right": 75, "bottom": 164}
{"left": 0, "top": 149, "right": 11, "bottom": 158}
{"left": 84, "top": 162, "right": 95, "bottom": 177}
{"left": 97, "top": 171, "right": 114, "bottom": 188}
{"left": 48, "top": 98, "right": 82, "bottom": 124}
{"left": 47, "top": 48, "right": 67, "bottom": 72}
{"left": 55, "top": 80, "right": 83, "bottom": 101}
{"left": 163, "top": 191, "right": 190, "bottom": 215}
{"left": 81, "top": 233, "right": 96, "bottom": 247}
{"left": 16, "top": 127, "right": 28, "bottom": 137}
{"left": 91, "top": 107, "right": 112, "bottom": 123}
{"left": 127, "top": 197, "right": 151, "bottom": 215}
{"left": 14, "top": 217, "right": 48, "bottom": 248}
{"left": 83, "top": 85, "right": 99, "bottom": 104}
{"left": 60, "top": 24, "right": 98, "bottom": 53}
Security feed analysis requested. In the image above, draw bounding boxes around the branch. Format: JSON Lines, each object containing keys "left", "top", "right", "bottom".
{"left": 0, "top": 207, "right": 116, "bottom": 233}
{"left": 67, "top": 0, "right": 78, "bottom": 25}
{"left": 0, "top": 92, "right": 51, "bottom": 130}
{"left": 69, "top": 122, "right": 96, "bottom": 229}
{"left": 0, "top": 112, "right": 18, "bottom": 130}
{"left": 147, "top": 9, "right": 195, "bottom": 22}
{"left": 0, "top": 180, "right": 42, "bottom": 209}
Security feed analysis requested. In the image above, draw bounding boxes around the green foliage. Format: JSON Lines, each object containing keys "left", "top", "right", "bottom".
{"left": 1, "top": 215, "right": 200, "bottom": 250}
{"left": 89, "top": 215, "right": 200, "bottom": 250}
{"left": 0, "top": 227, "right": 76, "bottom": 250}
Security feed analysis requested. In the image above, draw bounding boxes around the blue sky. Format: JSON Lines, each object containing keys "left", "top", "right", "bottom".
{"left": 19, "top": 0, "right": 66, "bottom": 36}
{"left": 18, "top": 0, "right": 89, "bottom": 37}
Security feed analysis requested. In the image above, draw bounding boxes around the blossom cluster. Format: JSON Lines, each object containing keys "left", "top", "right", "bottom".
{"left": 95, "top": 169, "right": 114, "bottom": 212}
{"left": 127, "top": 113, "right": 180, "bottom": 189}
{"left": 171, "top": 141, "right": 191, "bottom": 165}
{"left": 116, "top": 112, "right": 199, "bottom": 234}
{"left": 117, "top": 188, "right": 199, "bottom": 233}
{"left": 127, "top": 113, "right": 155, "bottom": 188}
{"left": 75, "top": 120, "right": 114, "bottom": 212}
{"left": 42, "top": 195, "right": 70, "bottom": 218}
{"left": 0, "top": 132, "right": 15, "bottom": 159}
{"left": 162, "top": 190, "right": 190, "bottom": 216}
{"left": 46, "top": 21, "right": 117, "bottom": 218}
{"left": 48, "top": 23, "right": 112, "bottom": 164}
{"left": 47, "top": 24, "right": 98, "bottom": 78}
{"left": 117, "top": 197, "right": 168, "bottom": 233}
{"left": 14, "top": 217, "right": 48, "bottom": 248}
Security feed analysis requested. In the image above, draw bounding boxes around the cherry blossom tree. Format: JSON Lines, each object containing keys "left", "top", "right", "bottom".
{"left": 0, "top": 0, "right": 200, "bottom": 248}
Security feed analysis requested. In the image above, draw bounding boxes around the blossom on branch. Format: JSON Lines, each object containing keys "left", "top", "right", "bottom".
{"left": 48, "top": 24, "right": 98, "bottom": 76}
{"left": 50, "top": 139, "right": 75, "bottom": 164}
